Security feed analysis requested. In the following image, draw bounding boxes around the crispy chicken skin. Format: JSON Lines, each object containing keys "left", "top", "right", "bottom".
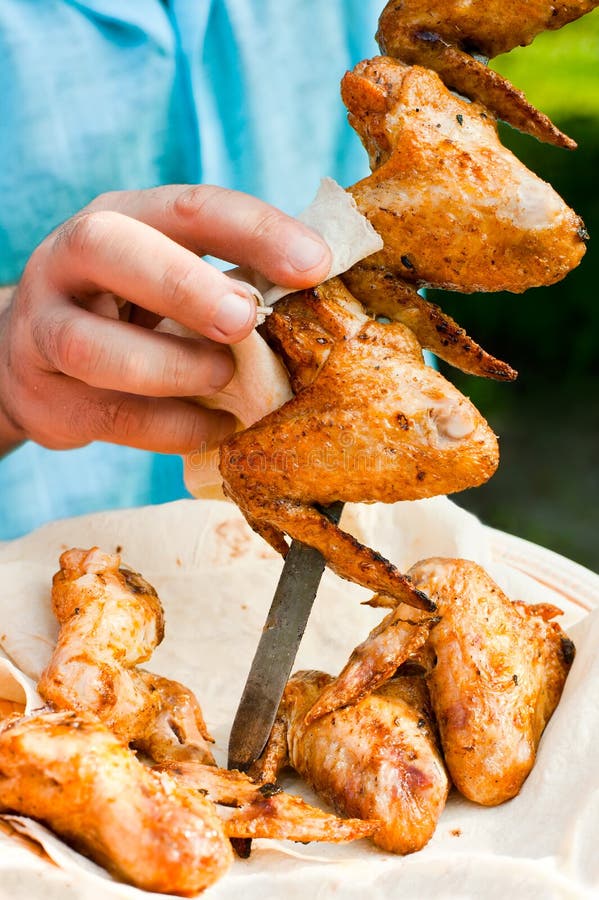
{"left": 305, "top": 603, "right": 439, "bottom": 725}
{"left": 377, "top": 0, "right": 599, "bottom": 147}
{"left": 38, "top": 548, "right": 216, "bottom": 765}
{"left": 309, "top": 559, "right": 574, "bottom": 807}
{"left": 222, "top": 280, "right": 498, "bottom": 610}
{"left": 157, "top": 761, "right": 376, "bottom": 845}
{"left": 341, "top": 268, "right": 517, "bottom": 381}
{"left": 251, "top": 670, "right": 449, "bottom": 854}
{"left": 0, "top": 711, "right": 231, "bottom": 896}
{"left": 36, "top": 549, "right": 375, "bottom": 859}
{"left": 343, "top": 58, "right": 587, "bottom": 293}
{"left": 408, "top": 559, "right": 575, "bottom": 805}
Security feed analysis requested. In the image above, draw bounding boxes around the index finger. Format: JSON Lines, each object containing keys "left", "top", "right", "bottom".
{"left": 44, "top": 211, "right": 258, "bottom": 343}
{"left": 89, "top": 185, "right": 332, "bottom": 289}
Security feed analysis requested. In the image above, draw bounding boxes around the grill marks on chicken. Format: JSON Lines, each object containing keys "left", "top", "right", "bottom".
{"left": 222, "top": 280, "right": 498, "bottom": 611}
{"left": 304, "top": 559, "right": 574, "bottom": 807}
{"left": 250, "top": 670, "right": 449, "bottom": 855}
{"left": 343, "top": 58, "right": 587, "bottom": 294}
{"left": 341, "top": 268, "right": 517, "bottom": 381}
{"left": 377, "top": 0, "right": 599, "bottom": 148}
{"left": 38, "top": 547, "right": 216, "bottom": 765}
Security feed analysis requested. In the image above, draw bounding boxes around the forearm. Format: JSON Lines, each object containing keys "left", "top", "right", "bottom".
{"left": 0, "top": 286, "right": 25, "bottom": 457}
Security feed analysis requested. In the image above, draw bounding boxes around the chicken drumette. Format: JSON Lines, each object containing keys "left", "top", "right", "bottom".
{"left": 38, "top": 547, "right": 216, "bottom": 765}
{"left": 221, "top": 279, "right": 498, "bottom": 611}
{"left": 307, "top": 558, "right": 575, "bottom": 806}
{"left": 377, "top": 0, "right": 599, "bottom": 148}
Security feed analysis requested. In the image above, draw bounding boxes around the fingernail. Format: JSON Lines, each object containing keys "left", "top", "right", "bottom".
{"left": 208, "top": 351, "right": 235, "bottom": 393}
{"left": 213, "top": 292, "right": 254, "bottom": 336}
{"left": 287, "top": 233, "right": 330, "bottom": 273}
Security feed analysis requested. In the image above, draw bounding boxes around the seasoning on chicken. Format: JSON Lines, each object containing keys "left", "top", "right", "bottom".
{"left": 156, "top": 760, "right": 377, "bottom": 845}
{"left": 0, "top": 711, "right": 231, "bottom": 896}
{"left": 377, "top": 0, "right": 599, "bottom": 148}
{"left": 35, "top": 548, "right": 376, "bottom": 863}
{"left": 341, "top": 267, "right": 518, "bottom": 381}
{"left": 408, "top": 558, "right": 575, "bottom": 805}
{"left": 342, "top": 57, "right": 587, "bottom": 295}
{"left": 250, "top": 669, "right": 449, "bottom": 854}
{"left": 304, "top": 603, "right": 439, "bottom": 724}
{"left": 307, "top": 558, "right": 575, "bottom": 806}
{"left": 38, "top": 547, "right": 216, "bottom": 765}
{"left": 221, "top": 279, "right": 498, "bottom": 611}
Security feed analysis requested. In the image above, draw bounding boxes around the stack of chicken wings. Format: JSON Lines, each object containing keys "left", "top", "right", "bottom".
{"left": 0, "top": 548, "right": 376, "bottom": 894}
{"left": 261, "top": 558, "right": 574, "bottom": 854}
{"left": 221, "top": 0, "right": 589, "bottom": 864}
{"left": 0, "top": 2, "right": 594, "bottom": 894}
{"left": 220, "top": 5, "right": 589, "bottom": 607}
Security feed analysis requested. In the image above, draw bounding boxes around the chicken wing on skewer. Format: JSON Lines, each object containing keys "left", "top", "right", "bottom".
{"left": 38, "top": 548, "right": 216, "bottom": 765}
{"left": 343, "top": 58, "right": 587, "bottom": 294}
{"left": 340, "top": 268, "right": 517, "bottom": 381}
{"left": 377, "top": 0, "right": 599, "bottom": 148}
{"left": 250, "top": 670, "right": 449, "bottom": 854}
{"left": 0, "top": 711, "right": 231, "bottom": 895}
{"left": 307, "top": 559, "right": 575, "bottom": 806}
{"left": 221, "top": 279, "right": 498, "bottom": 610}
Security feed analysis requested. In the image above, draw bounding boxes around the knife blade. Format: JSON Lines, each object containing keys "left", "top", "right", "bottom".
{"left": 228, "top": 501, "right": 344, "bottom": 772}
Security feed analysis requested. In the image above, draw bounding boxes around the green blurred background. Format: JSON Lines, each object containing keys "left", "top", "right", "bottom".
{"left": 431, "top": 11, "right": 598, "bottom": 572}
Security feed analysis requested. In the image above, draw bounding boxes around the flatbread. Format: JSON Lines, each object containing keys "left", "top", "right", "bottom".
{"left": 0, "top": 496, "right": 598, "bottom": 899}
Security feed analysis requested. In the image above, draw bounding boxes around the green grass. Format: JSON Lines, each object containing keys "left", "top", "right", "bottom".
{"left": 491, "top": 9, "right": 599, "bottom": 118}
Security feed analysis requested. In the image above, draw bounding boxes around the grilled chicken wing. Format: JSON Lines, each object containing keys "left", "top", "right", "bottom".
{"left": 38, "top": 548, "right": 215, "bottom": 765}
{"left": 251, "top": 670, "right": 449, "bottom": 854}
{"left": 409, "top": 559, "right": 575, "bottom": 805}
{"left": 0, "top": 711, "right": 231, "bottom": 895}
{"left": 343, "top": 57, "right": 587, "bottom": 293}
{"left": 341, "top": 268, "right": 517, "bottom": 381}
{"left": 157, "top": 761, "right": 376, "bottom": 845}
{"left": 377, "top": 0, "right": 599, "bottom": 147}
{"left": 308, "top": 558, "right": 574, "bottom": 806}
{"left": 304, "top": 603, "right": 438, "bottom": 724}
{"left": 221, "top": 279, "right": 498, "bottom": 610}
{"left": 36, "top": 549, "right": 375, "bottom": 861}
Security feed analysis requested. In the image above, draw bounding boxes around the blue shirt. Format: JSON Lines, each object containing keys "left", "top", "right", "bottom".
{"left": 0, "top": 0, "right": 379, "bottom": 538}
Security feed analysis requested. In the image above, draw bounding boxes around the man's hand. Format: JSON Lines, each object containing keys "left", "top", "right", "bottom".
{"left": 0, "top": 185, "right": 331, "bottom": 456}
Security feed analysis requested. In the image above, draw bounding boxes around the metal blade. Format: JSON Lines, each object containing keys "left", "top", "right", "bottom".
{"left": 228, "top": 502, "right": 344, "bottom": 772}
